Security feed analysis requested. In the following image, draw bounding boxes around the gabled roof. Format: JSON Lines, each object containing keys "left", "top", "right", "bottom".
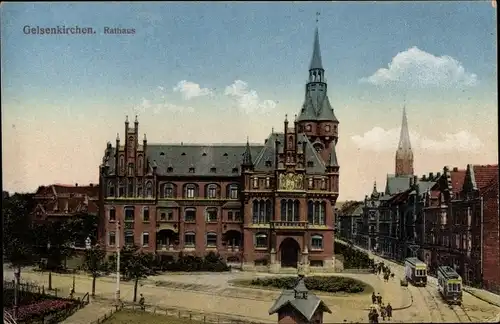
{"left": 269, "top": 277, "right": 332, "bottom": 321}
{"left": 385, "top": 174, "right": 412, "bottom": 195}
{"left": 253, "top": 132, "right": 326, "bottom": 174}
{"left": 472, "top": 164, "right": 499, "bottom": 191}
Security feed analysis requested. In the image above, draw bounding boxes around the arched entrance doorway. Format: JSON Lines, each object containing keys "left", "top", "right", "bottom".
{"left": 280, "top": 238, "right": 300, "bottom": 268}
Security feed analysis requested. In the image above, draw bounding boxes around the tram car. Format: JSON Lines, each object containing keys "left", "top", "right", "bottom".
{"left": 437, "top": 266, "right": 463, "bottom": 305}
{"left": 404, "top": 257, "right": 428, "bottom": 286}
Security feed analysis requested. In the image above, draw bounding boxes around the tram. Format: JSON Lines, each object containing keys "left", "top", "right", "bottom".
{"left": 404, "top": 257, "right": 428, "bottom": 286}
{"left": 437, "top": 266, "right": 463, "bottom": 305}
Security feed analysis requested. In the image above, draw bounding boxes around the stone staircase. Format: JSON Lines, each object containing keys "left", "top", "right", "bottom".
{"left": 60, "top": 299, "right": 117, "bottom": 324}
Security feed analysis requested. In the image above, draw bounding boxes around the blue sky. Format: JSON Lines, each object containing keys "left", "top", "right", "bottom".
{"left": 2, "top": 2, "right": 497, "bottom": 199}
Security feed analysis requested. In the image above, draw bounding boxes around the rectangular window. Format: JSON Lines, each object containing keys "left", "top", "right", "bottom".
{"left": 206, "top": 209, "right": 218, "bottom": 222}
{"left": 265, "top": 177, "right": 270, "bottom": 188}
{"left": 208, "top": 187, "right": 217, "bottom": 199}
{"left": 253, "top": 177, "right": 259, "bottom": 189}
{"left": 184, "top": 233, "right": 196, "bottom": 247}
{"left": 109, "top": 209, "right": 116, "bottom": 222}
{"left": 109, "top": 186, "right": 115, "bottom": 197}
{"left": 125, "top": 208, "right": 134, "bottom": 222}
{"left": 109, "top": 231, "right": 116, "bottom": 246}
{"left": 143, "top": 207, "right": 150, "bottom": 222}
{"left": 167, "top": 210, "right": 174, "bottom": 220}
{"left": 229, "top": 186, "right": 239, "bottom": 199}
{"left": 228, "top": 210, "right": 241, "bottom": 221}
{"left": 184, "top": 209, "right": 196, "bottom": 222}
{"left": 125, "top": 231, "right": 134, "bottom": 246}
{"left": 311, "top": 236, "right": 323, "bottom": 250}
{"left": 119, "top": 186, "right": 125, "bottom": 197}
{"left": 137, "top": 186, "right": 143, "bottom": 197}
{"left": 255, "top": 234, "right": 267, "bottom": 248}
{"left": 160, "top": 212, "right": 166, "bottom": 221}
{"left": 128, "top": 181, "right": 134, "bottom": 197}
{"left": 142, "top": 232, "right": 149, "bottom": 247}
{"left": 206, "top": 233, "right": 217, "bottom": 247}
{"left": 165, "top": 187, "right": 173, "bottom": 198}
{"left": 187, "top": 187, "right": 195, "bottom": 198}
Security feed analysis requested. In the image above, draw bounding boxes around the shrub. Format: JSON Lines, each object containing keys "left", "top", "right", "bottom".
{"left": 249, "top": 276, "right": 367, "bottom": 293}
{"left": 155, "top": 252, "right": 230, "bottom": 272}
{"left": 334, "top": 242, "right": 374, "bottom": 269}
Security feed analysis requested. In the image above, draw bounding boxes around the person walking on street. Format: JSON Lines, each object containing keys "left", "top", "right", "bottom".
{"left": 139, "top": 294, "right": 145, "bottom": 311}
{"left": 377, "top": 293, "right": 382, "bottom": 305}
{"left": 380, "top": 304, "right": 386, "bottom": 321}
{"left": 386, "top": 303, "right": 393, "bottom": 321}
{"left": 372, "top": 292, "right": 377, "bottom": 304}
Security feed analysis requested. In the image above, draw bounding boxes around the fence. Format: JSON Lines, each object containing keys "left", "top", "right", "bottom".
{"left": 3, "top": 280, "right": 90, "bottom": 324}
{"left": 91, "top": 302, "right": 266, "bottom": 324}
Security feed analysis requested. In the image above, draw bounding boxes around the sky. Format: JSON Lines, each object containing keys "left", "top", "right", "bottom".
{"left": 1, "top": 1, "right": 498, "bottom": 200}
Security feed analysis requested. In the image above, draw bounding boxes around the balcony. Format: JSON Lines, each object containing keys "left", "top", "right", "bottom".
{"left": 270, "top": 221, "right": 308, "bottom": 230}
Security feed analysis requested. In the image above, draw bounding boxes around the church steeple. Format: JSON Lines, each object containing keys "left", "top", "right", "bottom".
{"left": 395, "top": 105, "right": 414, "bottom": 176}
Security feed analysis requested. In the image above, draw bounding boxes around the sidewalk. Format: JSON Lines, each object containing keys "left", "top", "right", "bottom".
{"left": 59, "top": 300, "right": 117, "bottom": 324}
{"left": 464, "top": 287, "right": 500, "bottom": 308}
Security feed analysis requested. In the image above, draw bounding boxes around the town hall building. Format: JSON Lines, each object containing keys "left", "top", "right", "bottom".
{"left": 98, "top": 27, "right": 340, "bottom": 272}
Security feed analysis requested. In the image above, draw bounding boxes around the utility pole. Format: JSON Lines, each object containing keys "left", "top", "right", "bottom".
{"left": 115, "top": 220, "right": 121, "bottom": 303}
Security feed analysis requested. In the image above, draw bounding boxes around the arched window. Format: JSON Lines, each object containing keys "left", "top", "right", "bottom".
{"left": 206, "top": 184, "right": 219, "bottom": 199}
{"left": 206, "top": 232, "right": 217, "bottom": 247}
{"left": 281, "top": 199, "right": 299, "bottom": 221}
{"left": 311, "top": 235, "right": 323, "bottom": 250}
{"left": 145, "top": 181, "right": 153, "bottom": 198}
{"left": 252, "top": 199, "right": 272, "bottom": 224}
{"left": 227, "top": 184, "right": 239, "bottom": 199}
{"left": 119, "top": 155, "right": 124, "bottom": 170}
{"left": 205, "top": 207, "right": 218, "bottom": 222}
{"left": 108, "top": 181, "right": 115, "bottom": 197}
{"left": 288, "top": 136, "right": 293, "bottom": 149}
{"left": 118, "top": 180, "right": 125, "bottom": 197}
{"left": 184, "top": 184, "right": 197, "bottom": 199}
{"left": 163, "top": 183, "right": 175, "bottom": 198}
{"left": 308, "top": 201, "right": 326, "bottom": 225}
{"left": 138, "top": 155, "right": 143, "bottom": 172}
{"left": 128, "top": 163, "right": 134, "bottom": 177}
{"left": 184, "top": 232, "right": 196, "bottom": 248}
{"left": 254, "top": 232, "right": 268, "bottom": 249}
{"left": 137, "top": 183, "right": 143, "bottom": 197}
{"left": 127, "top": 179, "right": 134, "bottom": 197}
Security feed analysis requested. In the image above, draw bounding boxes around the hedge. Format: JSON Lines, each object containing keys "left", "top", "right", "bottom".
{"left": 334, "top": 242, "right": 374, "bottom": 269}
{"left": 250, "top": 276, "right": 368, "bottom": 293}
{"left": 153, "top": 252, "right": 230, "bottom": 272}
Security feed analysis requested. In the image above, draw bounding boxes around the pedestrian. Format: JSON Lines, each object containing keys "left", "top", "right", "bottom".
{"left": 139, "top": 294, "right": 145, "bottom": 311}
{"left": 386, "top": 303, "right": 393, "bottom": 321}
{"left": 380, "top": 304, "right": 386, "bottom": 321}
{"left": 369, "top": 308, "right": 378, "bottom": 324}
{"left": 372, "top": 292, "right": 377, "bottom": 304}
{"left": 377, "top": 293, "right": 382, "bottom": 305}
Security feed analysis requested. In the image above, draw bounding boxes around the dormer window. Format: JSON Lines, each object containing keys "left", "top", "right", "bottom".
{"left": 189, "top": 167, "right": 195, "bottom": 173}
{"left": 223, "top": 153, "right": 228, "bottom": 157}
{"left": 307, "top": 161, "right": 314, "bottom": 168}
{"left": 210, "top": 167, "right": 216, "bottom": 173}
{"left": 202, "top": 153, "right": 207, "bottom": 156}
{"left": 265, "top": 160, "right": 272, "bottom": 167}
{"left": 167, "top": 167, "right": 173, "bottom": 173}
{"left": 181, "top": 152, "right": 186, "bottom": 156}
{"left": 232, "top": 167, "right": 239, "bottom": 173}
{"left": 160, "top": 152, "right": 165, "bottom": 156}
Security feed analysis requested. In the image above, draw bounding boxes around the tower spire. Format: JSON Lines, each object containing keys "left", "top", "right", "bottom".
{"left": 398, "top": 105, "right": 412, "bottom": 151}
{"left": 309, "top": 25, "right": 324, "bottom": 71}
{"left": 242, "top": 137, "right": 253, "bottom": 168}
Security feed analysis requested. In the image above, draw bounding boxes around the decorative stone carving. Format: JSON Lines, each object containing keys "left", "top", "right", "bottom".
{"left": 279, "top": 173, "right": 304, "bottom": 191}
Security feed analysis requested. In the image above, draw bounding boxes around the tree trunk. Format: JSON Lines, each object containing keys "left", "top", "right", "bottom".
{"left": 133, "top": 278, "right": 138, "bottom": 302}
{"left": 92, "top": 275, "right": 96, "bottom": 297}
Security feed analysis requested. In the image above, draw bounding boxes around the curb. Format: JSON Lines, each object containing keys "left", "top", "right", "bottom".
{"left": 464, "top": 288, "right": 500, "bottom": 308}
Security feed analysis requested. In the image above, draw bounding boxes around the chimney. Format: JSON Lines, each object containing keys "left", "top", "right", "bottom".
{"left": 436, "top": 172, "right": 441, "bottom": 179}
{"left": 414, "top": 175, "right": 418, "bottom": 185}
{"left": 75, "top": 183, "right": 79, "bottom": 187}
{"left": 453, "top": 167, "right": 458, "bottom": 172}
{"left": 409, "top": 177, "right": 414, "bottom": 186}
{"left": 429, "top": 172, "right": 434, "bottom": 180}
{"left": 89, "top": 183, "right": 94, "bottom": 187}
{"left": 422, "top": 175, "right": 427, "bottom": 181}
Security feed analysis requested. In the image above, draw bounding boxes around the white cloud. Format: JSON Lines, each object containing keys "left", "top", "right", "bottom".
{"left": 224, "top": 80, "right": 277, "bottom": 114}
{"left": 351, "top": 127, "right": 483, "bottom": 152}
{"left": 134, "top": 97, "right": 194, "bottom": 115}
{"left": 173, "top": 80, "right": 213, "bottom": 100}
{"left": 360, "top": 47, "right": 478, "bottom": 88}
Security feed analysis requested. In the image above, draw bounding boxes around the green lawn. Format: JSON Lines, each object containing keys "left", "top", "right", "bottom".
{"left": 103, "top": 310, "right": 204, "bottom": 324}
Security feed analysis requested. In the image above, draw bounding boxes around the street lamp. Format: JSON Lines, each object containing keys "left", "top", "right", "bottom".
{"left": 47, "top": 241, "right": 52, "bottom": 291}
{"left": 115, "top": 221, "right": 121, "bottom": 303}
{"left": 13, "top": 267, "right": 20, "bottom": 318}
